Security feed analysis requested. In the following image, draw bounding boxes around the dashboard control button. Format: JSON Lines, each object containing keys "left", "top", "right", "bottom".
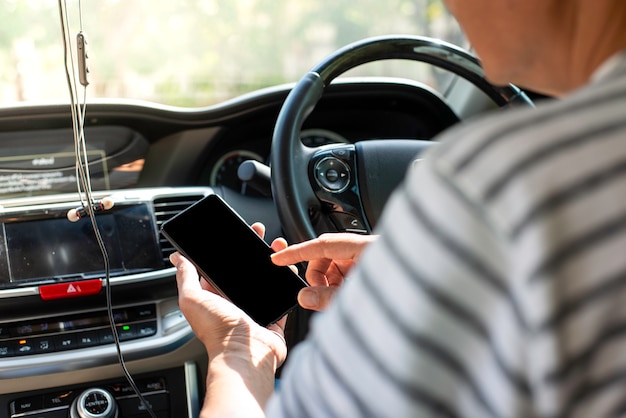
{"left": 39, "top": 279, "right": 102, "bottom": 301}
{"left": 132, "top": 305, "right": 156, "bottom": 320}
{"left": 55, "top": 334, "right": 78, "bottom": 351}
{"left": 78, "top": 332, "right": 99, "bottom": 348}
{"left": 44, "top": 390, "right": 74, "bottom": 409}
{"left": 117, "top": 324, "right": 137, "bottom": 341}
{"left": 15, "top": 339, "right": 36, "bottom": 355}
{"left": 98, "top": 329, "right": 115, "bottom": 344}
{"left": 0, "top": 341, "right": 15, "bottom": 357}
{"left": 108, "top": 382, "right": 136, "bottom": 397}
{"left": 141, "top": 378, "right": 167, "bottom": 393}
{"left": 117, "top": 393, "right": 169, "bottom": 416}
{"left": 11, "top": 395, "right": 43, "bottom": 414}
{"left": 34, "top": 337, "right": 56, "bottom": 354}
{"left": 71, "top": 388, "right": 117, "bottom": 418}
{"left": 137, "top": 321, "right": 158, "bottom": 338}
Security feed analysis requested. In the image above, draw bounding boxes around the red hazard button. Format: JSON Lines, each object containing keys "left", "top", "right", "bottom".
{"left": 39, "top": 279, "right": 103, "bottom": 301}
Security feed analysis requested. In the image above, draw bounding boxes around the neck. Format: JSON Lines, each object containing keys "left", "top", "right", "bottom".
{"left": 544, "top": 0, "right": 626, "bottom": 96}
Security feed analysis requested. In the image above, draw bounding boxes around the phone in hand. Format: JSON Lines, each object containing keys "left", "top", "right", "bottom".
{"left": 160, "top": 193, "right": 308, "bottom": 326}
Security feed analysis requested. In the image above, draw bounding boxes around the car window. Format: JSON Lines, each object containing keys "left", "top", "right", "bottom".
{"left": 0, "top": 0, "right": 464, "bottom": 107}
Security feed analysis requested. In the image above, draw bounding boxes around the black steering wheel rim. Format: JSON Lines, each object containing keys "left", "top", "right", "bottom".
{"left": 271, "top": 35, "right": 533, "bottom": 243}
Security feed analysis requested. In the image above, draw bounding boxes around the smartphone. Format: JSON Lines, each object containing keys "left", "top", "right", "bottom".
{"left": 160, "top": 194, "right": 308, "bottom": 326}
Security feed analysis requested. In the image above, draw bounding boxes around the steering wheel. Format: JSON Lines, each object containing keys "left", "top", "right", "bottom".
{"left": 271, "top": 35, "right": 533, "bottom": 243}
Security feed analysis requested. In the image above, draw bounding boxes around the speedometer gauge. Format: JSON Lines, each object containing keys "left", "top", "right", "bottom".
{"left": 209, "top": 150, "right": 265, "bottom": 191}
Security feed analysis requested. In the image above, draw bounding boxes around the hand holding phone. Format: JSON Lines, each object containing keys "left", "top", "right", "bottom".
{"left": 161, "top": 194, "right": 308, "bottom": 326}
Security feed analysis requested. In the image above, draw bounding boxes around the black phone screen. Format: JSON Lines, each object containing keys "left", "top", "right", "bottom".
{"left": 161, "top": 194, "right": 308, "bottom": 326}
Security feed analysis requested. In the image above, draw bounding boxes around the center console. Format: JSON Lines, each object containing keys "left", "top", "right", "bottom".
{"left": 0, "top": 187, "right": 213, "bottom": 417}
{"left": 5, "top": 366, "right": 195, "bottom": 418}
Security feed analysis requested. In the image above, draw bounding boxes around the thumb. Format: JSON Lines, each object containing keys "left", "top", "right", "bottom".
{"left": 297, "top": 286, "right": 338, "bottom": 311}
{"left": 170, "top": 252, "right": 202, "bottom": 294}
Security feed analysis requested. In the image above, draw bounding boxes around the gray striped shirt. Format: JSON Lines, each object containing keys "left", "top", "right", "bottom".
{"left": 267, "top": 51, "right": 626, "bottom": 418}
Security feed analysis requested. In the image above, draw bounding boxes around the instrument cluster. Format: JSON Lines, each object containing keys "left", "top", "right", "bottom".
{"left": 208, "top": 128, "right": 349, "bottom": 194}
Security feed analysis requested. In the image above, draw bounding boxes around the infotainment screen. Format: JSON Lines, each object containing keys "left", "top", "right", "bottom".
{"left": 0, "top": 150, "right": 109, "bottom": 197}
{"left": 0, "top": 126, "right": 149, "bottom": 199}
{"left": 0, "top": 204, "right": 163, "bottom": 287}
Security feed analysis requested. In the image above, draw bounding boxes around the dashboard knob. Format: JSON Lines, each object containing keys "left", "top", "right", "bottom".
{"left": 71, "top": 388, "right": 118, "bottom": 418}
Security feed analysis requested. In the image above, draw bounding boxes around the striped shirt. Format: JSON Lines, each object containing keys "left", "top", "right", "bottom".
{"left": 267, "top": 51, "right": 626, "bottom": 418}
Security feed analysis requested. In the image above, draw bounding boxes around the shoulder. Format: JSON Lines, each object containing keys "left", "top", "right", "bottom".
{"left": 415, "top": 75, "right": 626, "bottom": 236}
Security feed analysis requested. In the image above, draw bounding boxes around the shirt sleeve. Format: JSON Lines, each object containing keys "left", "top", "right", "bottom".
{"left": 265, "top": 146, "right": 532, "bottom": 418}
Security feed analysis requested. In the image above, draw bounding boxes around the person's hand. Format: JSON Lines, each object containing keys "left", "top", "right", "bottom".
{"left": 171, "top": 222, "right": 291, "bottom": 416}
{"left": 270, "top": 233, "right": 377, "bottom": 311}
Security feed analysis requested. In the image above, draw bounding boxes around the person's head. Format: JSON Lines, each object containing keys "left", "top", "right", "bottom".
{"left": 443, "top": 0, "right": 626, "bottom": 96}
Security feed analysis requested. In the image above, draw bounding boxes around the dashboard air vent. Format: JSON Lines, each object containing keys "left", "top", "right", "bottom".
{"left": 153, "top": 194, "right": 204, "bottom": 265}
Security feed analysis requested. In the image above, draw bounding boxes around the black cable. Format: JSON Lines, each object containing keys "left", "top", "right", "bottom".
{"left": 88, "top": 211, "right": 157, "bottom": 418}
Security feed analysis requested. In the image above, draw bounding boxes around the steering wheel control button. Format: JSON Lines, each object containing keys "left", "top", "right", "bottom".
{"left": 314, "top": 157, "right": 350, "bottom": 193}
{"left": 71, "top": 388, "right": 118, "bottom": 418}
{"left": 39, "top": 279, "right": 103, "bottom": 301}
{"left": 330, "top": 212, "right": 368, "bottom": 233}
{"left": 331, "top": 147, "right": 351, "bottom": 159}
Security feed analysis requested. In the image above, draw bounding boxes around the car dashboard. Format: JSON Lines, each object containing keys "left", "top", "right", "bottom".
{"left": 0, "top": 77, "right": 468, "bottom": 417}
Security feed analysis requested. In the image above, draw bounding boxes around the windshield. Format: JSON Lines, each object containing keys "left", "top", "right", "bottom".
{"left": 1, "top": 0, "right": 464, "bottom": 107}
